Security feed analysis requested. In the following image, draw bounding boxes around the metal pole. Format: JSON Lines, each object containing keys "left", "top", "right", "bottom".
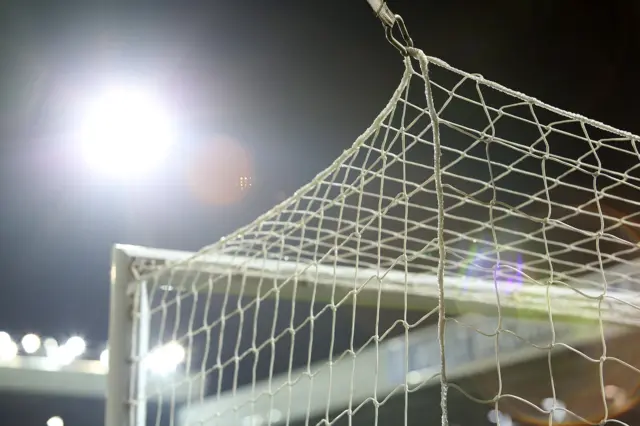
{"left": 105, "top": 246, "right": 135, "bottom": 426}
{"left": 135, "top": 281, "right": 150, "bottom": 426}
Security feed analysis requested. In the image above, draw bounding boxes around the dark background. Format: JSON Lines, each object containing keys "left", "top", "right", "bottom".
{"left": 0, "top": 1, "right": 639, "bottom": 425}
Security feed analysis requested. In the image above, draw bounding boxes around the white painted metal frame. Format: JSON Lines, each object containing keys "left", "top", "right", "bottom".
{"left": 106, "top": 244, "right": 640, "bottom": 426}
{"left": 105, "top": 246, "right": 206, "bottom": 426}
{"left": 115, "top": 244, "right": 640, "bottom": 326}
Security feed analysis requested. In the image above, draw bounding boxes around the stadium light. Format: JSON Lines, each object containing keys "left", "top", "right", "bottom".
{"left": 541, "top": 397, "right": 567, "bottom": 422}
{"left": 46, "top": 416, "right": 64, "bottom": 426}
{"left": 76, "top": 83, "right": 176, "bottom": 179}
{"left": 0, "top": 332, "right": 18, "bottom": 362}
{"left": 0, "top": 331, "right": 11, "bottom": 345}
{"left": 43, "top": 338, "right": 59, "bottom": 358}
{"left": 487, "top": 409, "right": 513, "bottom": 426}
{"left": 146, "top": 341, "right": 186, "bottom": 376}
{"left": 100, "top": 348, "right": 109, "bottom": 368}
{"left": 45, "top": 336, "right": 86, "bottom": 366}
{"left": 64, "top": 336, "right": 86, "bottom": 357}
{"left": 0, "top": 331, "right": 202, "bottom": 400}
{"left": 21, "top": 333, "right": 42, "bottom": 354}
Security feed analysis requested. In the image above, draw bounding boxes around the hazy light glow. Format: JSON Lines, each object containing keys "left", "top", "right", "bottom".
{"left": 541, "top": 398, "right": 567, "bottom": 422}
{"left": 78, "top": 84, "right": 176, "bottom": 178}
{"left": 0, "top": 334, "right": 18, "bottom": 362}
{"left": 146, "top": 341, "right": 186, "bottom": 375}
{"left": 100, "top": 348, "right": 109, "bottom": 368}
{"left": 487, "top": 409, "right": 512, "bottom": 426}
{"left": 45, "top": 336, "right": 86, "bottom": 366}
{"left": 47, "top": 416, "right": 64, "bottom": 426}
{"left": 65, "top": 336, "right": 87, "bottom": 357}
{"left": 43, "top": 338, "right": 59, "bottom": 357}
{"left": 21, "top": 333, "right": 42, "bottom": 354}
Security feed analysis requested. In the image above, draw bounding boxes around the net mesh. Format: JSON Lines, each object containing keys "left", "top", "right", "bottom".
{"left": 124, "top": 48, "right": 640, "bottom": 426}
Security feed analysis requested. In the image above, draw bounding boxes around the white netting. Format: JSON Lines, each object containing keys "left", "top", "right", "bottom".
{"left": 121, "top": 45, "right": 640, "bottom": 426}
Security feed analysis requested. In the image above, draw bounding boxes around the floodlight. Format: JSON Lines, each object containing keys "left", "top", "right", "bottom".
{"left": 43, "top": 338, "right": 59, "bottom": 357}
{"left": 146, "top": 341, "right": 186, "bottom": 375}
{"left": 77, "top": 84, "right": 176, "bottom": 178}
{"left": 0, "top": 337, "right": 18, "bottom": 362}
{"left": 100, "top": 348, "right": 109, "bottom": 368}
{"left": 46, "top": 416, "right": 64, "bottom": 426}
{"left": 45, "top": 336, "right": 87, "bottom": 366}
{"left": 64, "top": 336, "right": 86, "bottom": 357}
{"left": 487, "top": 409, "right": 512, "bottom": 426}
{"left": 21, "top": 333, "right": 42, "bottom": 354}
{"left": 541, "top": 397, "right": 567, "bottom": 422}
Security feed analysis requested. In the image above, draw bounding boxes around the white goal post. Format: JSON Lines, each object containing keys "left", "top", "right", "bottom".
{"left": 105, "top": 3, "right": 640, "bottom": 426}
{"left": 106, "top": 244, "right": 640, "bottom": 426}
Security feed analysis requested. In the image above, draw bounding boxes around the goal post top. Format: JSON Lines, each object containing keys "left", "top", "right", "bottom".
{"left": 112, "top": 243, "right": 640, "bottom": 326}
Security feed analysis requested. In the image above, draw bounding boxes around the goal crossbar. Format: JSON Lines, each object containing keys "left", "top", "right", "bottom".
{"left": 121, "top": 244, "right": 640, "bottom": 327}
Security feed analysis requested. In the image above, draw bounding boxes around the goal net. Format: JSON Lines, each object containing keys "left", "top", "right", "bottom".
{"left": 105, "top": 8, "right": 640, "bottom": 426}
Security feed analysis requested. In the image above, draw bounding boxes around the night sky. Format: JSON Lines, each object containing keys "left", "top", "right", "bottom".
{"left": 0, "top": 1, "right": 639, "bottom": 425}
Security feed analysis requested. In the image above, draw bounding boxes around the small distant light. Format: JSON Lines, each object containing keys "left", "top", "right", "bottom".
{"left": 268, "top": 409, "right": 282, "bottom": 423}
{"left": 146, "top": 341, "right": 186, "bottom": 375}
{"left": 21, "top": 333, "right": 42, "bottom": 354}
{"left": 64, "top": 336, "right": 86, "bottom": 357}
{"left": 0, "top": 339, "right": 18, "bottom": 362}
{"left": 406, "top": 370, "right": 423, "bottom": 385}
{"left": 541, "top": 397, "right": 567, "bottom": 422}
{"left": 43, "top": 338, "right": 59, "bottom": 357}
{"left": 47, "top": 416, "right": 64, "bottom": 426}
{"left": 46, "top": 336, "right": 85, "bottom": 366}
{"left": 100, "top": 349, "right": 109, "bottom": 368}
{"left": 487, "top": 409, "right": 512, "bottom": 426}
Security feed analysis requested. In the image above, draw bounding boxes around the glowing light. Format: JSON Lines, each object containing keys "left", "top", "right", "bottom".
{"left": 0, "top": 334, "right": 18, "bottom": 362}
{"left": 21, "top": 333, "right": 42, "bottom": 354}
{"left": 46, "top": 416, "right": 64, "bottom": 426}
{"left": 43, "top": 338, "right": 59, "bottom": 357}
{"left": 77, "top": 84, "right": 176, "bottom": 178}
{"left": 64, "top": 336, "right": 86, "bottom": 358}
{"left": 146, "top": 341, "right": 186, "bottom": 375}
{"left": 46, "top": 336, "right": 85, "bottom": 366}
{"left": 487, "top": 409, "right": 512, "bottom": 426}
{"left": 100, "top": 349, "right": 109, "bottom": 368}
{"left": 541, "top": 397, "right": 567, "bottom": 422}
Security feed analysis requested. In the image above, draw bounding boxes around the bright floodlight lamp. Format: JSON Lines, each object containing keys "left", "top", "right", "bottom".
{"left": 43, "top": 338, "right": 59, "bottom": 357}
{"left": 146, "top": 341, "right": 186, "bottom": 376}
{"left": 100, "top": 348, "right": 109, "bottom": 368}
{"left": 64, "top": 336, "right": 86, "bottom": 358}
{"left": 46, "top": 336, "right": 86, "bottom": 366}
{"left": 77, "top": 84, "right": 176, "bottom": 178}
{"left": 21, "top": 333, "right": 42, "bottom": 354}
{"left": 46, "top": 416, "right": 64, "bottom": 426}
{"left": 487, "top": 410, "right": 513, "bottom": 426}
{"left": 0, "top": 336, "right": 18, "bottom": 362}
